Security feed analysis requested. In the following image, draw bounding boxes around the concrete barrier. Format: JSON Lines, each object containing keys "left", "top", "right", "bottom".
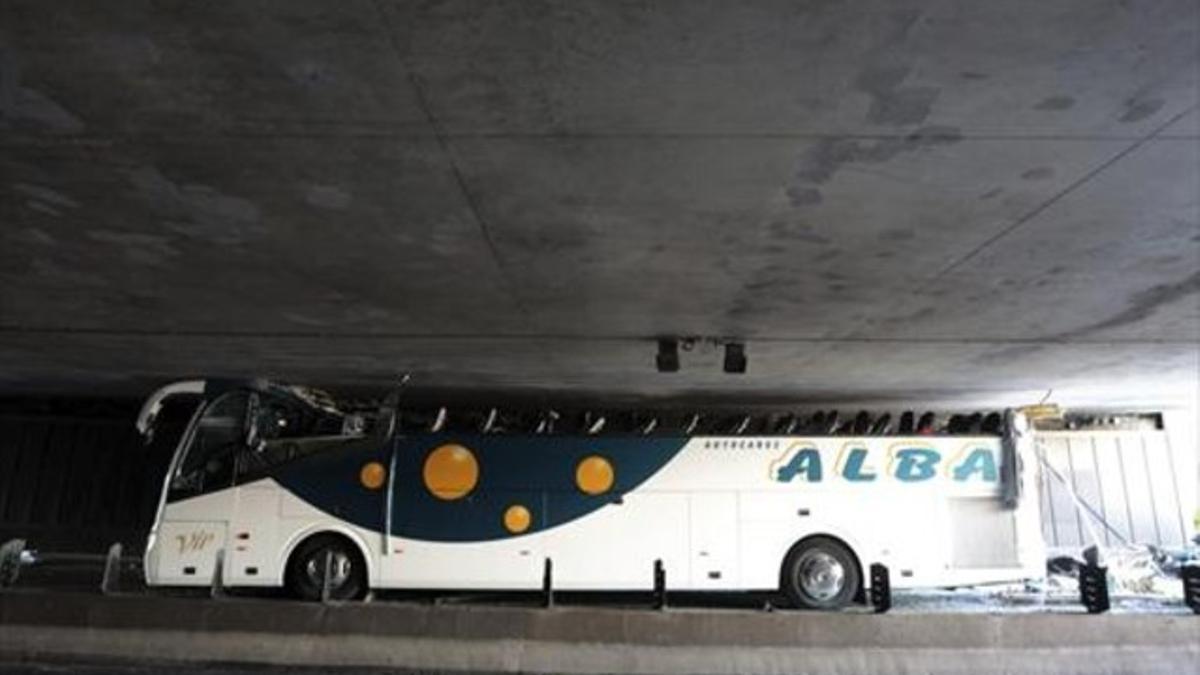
{"left": 0, "top": 591, "right": 1196, "bottom": 674}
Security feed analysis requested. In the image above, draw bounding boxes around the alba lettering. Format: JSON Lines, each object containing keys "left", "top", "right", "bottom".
{"left": 774, "top": 446, "right": 998, "bottom": 484}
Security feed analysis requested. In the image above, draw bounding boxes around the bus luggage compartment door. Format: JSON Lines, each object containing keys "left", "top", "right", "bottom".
{"left": 689, "top": 492, "right": 738, "bottom": 588}
{"left": 949, "top": 497, "right": 1019, "bottom": 569}
{"left": 228, "top": 486, "right": 281, "bottom": 585}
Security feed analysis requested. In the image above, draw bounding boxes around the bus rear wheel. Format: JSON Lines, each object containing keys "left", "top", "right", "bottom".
{"left": 781, "top": 536, "right": 860, "bottom": 610}
{"left": 286, "top": 534, "right": 366, "bottom": 601}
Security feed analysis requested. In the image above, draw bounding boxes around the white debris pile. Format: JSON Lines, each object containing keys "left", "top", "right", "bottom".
{"left": 1042, "top": 544, "right": 1195, "bottom": 600}
{"left": 1102, "top": 545, "right": 1184, "bottom": 597}
{"left": 891, "top": 545, "right": 1198, "bottom": 614}
{"left": 1041, "top": 571, "right": 1078, "bottom": 597}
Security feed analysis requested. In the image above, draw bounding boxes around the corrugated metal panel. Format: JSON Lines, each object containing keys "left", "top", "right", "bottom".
{"left": 0, "top": 403, "right": 180, "bottom": 554}
{"left": 1036, "top": 430, "right": 1191, "bottom": 550}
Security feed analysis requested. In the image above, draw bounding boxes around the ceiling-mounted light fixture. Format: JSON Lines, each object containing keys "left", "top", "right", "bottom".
{"left": 656, "top": 338, "right": 680, "bottom": 373}
{"left": 723, "top": 342, "right": 747, "bottom": 374}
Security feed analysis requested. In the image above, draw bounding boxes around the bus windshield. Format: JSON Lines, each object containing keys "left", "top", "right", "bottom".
{"left": 173, "top": 391, "right": 249, "bottom": 497}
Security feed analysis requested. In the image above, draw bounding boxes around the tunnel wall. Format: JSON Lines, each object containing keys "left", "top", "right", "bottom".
{"left": 0, "top": 400, "right": 174, "bottom": 554}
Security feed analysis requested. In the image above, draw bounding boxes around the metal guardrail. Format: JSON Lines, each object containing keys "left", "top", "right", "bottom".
{"left": 1, "top": 538, "right": 133, "bottom": 595}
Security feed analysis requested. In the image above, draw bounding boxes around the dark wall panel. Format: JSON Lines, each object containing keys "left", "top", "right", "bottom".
{"left": 0, "top": 399, "right": 183, "bottom": 554}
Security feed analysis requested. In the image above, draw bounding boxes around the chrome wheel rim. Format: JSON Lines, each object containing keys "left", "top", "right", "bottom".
{"left": 797, "top": 550, "right": 845, "bottom": 601}
{"left": 304, "top": 549, "right": 352, "bottom": 589}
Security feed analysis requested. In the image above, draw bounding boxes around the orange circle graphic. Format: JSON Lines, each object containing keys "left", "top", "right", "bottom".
{"left": 575, "top": 455, "right": 615, "bottom": 495}
{"left": 359, "top": 461, "right": 387, "bottom": 490}
{"left": 423, "top": 444, "right": 479, "bottom": 500}
{"left": 503, "top": 504, "right": 532, "bottom": 534}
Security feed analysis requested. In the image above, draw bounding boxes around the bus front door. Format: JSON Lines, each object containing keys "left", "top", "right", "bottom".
{"left": 148, "top": 391, "right": 246, "bottom": 586}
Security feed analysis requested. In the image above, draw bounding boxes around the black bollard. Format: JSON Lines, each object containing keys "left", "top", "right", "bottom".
{"left": 653, "top": 559, "right": 667, "bottom": 610}
{"left": 1079, "top": 562, "right": 1110, "bottom": 614}
{"left": 869, "top": 563, "right": 891, "bottom": 613}
{"left": 1182, "top": 565, "right": 1199, "bottom": 615}
{"left": 542, "top": 557, "right": 554, "bottom": 609}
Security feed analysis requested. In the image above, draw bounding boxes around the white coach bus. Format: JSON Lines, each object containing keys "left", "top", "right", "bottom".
{"left": 136, "top": 380, "right": 1045, "bottom": 609}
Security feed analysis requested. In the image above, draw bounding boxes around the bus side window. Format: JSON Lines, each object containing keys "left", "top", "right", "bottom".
{"left": 170, "top": 391, "right": 249, "bottom": 499}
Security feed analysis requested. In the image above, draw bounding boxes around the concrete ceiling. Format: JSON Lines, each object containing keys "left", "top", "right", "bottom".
{"left": 1, "top": 1, "right": 1197, "bottom": 408}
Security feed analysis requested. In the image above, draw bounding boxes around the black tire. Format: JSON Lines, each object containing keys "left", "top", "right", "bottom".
{"left": 285, "top": 534, "right": 367, "bottom": 601}
{"left": 781, "top": 536, "right": 860, "bottom": 610}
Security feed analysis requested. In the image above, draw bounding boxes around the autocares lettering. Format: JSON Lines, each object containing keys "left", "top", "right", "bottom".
{"left": 772, "top": 445, "right": 998, "bottom": 484}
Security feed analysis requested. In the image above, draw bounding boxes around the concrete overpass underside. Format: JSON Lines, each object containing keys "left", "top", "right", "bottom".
{"left": 1, "top": 2, "right": 1198, "bottom": 405}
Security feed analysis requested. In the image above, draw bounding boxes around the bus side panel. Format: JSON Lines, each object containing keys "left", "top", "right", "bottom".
{"left": 387, "top": 492, "right": 689, "bottom": 591}
{"left": 737, "top": 492, "right": 877, "bottom": 590}
{"left": 546, "top": 491, "right": 688, "bottom": 590}
{"left": 383, "top": 535, "right": 543, "bottom": 589}
{"left": 384, "top": 489, "right": 545, "bottom": 589}
{"left": 271, "top": 482, "right": 383, "bottom": 588}
{"left": 736, "top": 491, "right": 957, "bottom": 590}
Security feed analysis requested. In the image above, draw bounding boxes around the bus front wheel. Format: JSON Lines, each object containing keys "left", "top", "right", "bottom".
{"left": 781, "top": 536, "right": 860, "bottom": 610}
{"left": 285, "top": 534, "right": 367, "bottom": 601}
